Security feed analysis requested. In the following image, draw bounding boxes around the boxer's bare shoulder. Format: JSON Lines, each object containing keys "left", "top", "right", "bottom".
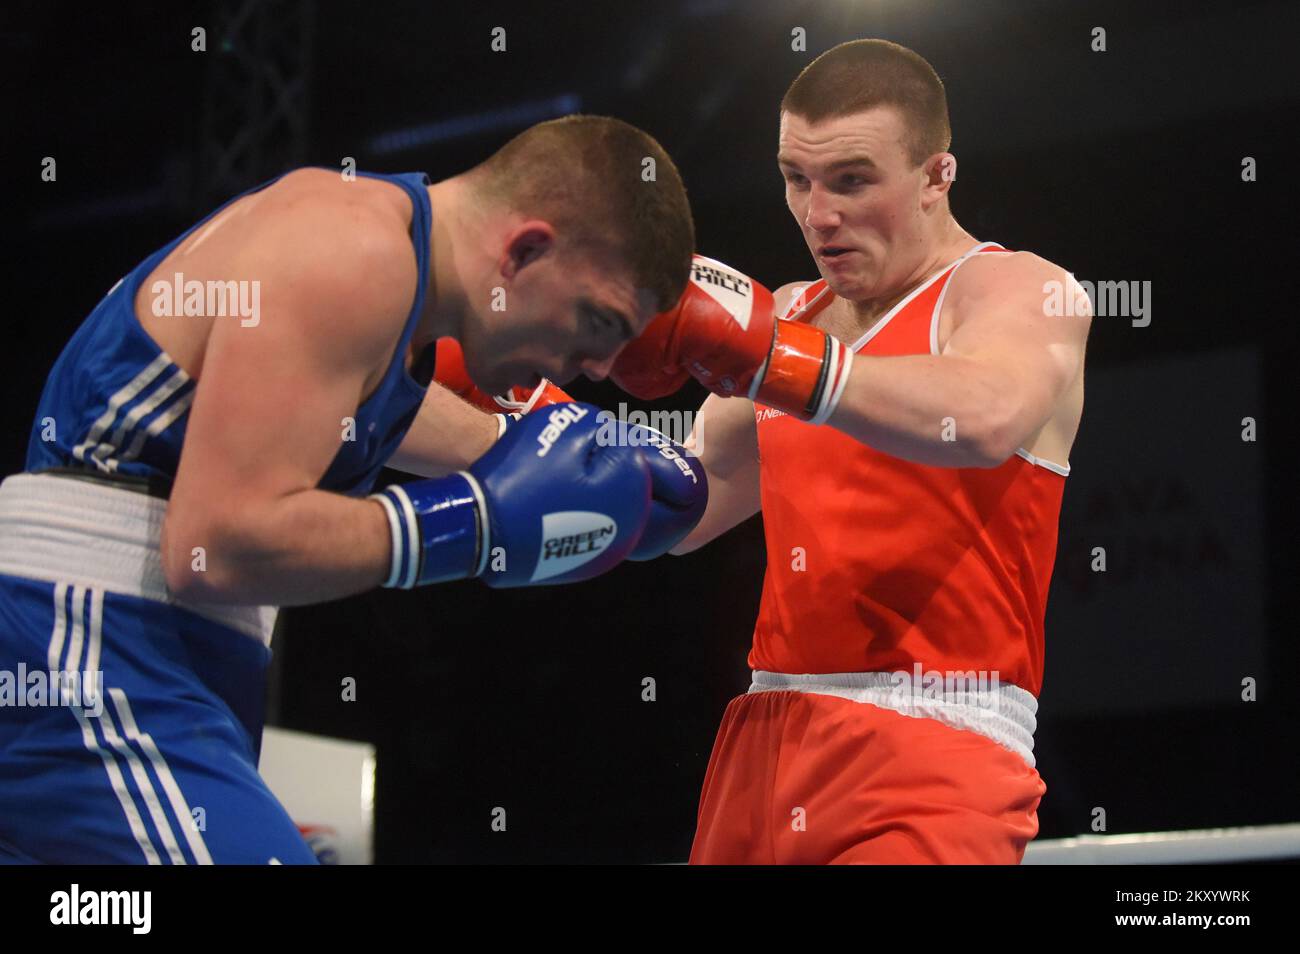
{"left": 134, "top": 168, "right": 418, "bottom": 395}
{"left": 156, "top": 173, "right": 424, "bottom": 589}
{"left": 934, "top": 250, "right": 1081, "bottom": 348}
{"left": 937, "top": 249, "right": 1091, "bottom": 469}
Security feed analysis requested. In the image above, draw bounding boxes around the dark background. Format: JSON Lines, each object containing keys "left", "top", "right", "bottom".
{"left": 3, "top": 0, "right": 1297, "bottom": 862}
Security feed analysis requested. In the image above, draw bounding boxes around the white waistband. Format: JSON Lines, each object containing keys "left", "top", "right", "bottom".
{"left": 0, "top": 472, "right": 278, "bottom": 645}
{"left": 749, "top": 669, "right": 1038, "bottom": 767}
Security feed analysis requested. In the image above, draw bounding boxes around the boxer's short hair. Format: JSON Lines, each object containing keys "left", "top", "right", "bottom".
{"left": 476, "top": 115, "right": 694, "bottom": 312}
{"left": 781, "top": 39, "right": 951, "bottom": 168}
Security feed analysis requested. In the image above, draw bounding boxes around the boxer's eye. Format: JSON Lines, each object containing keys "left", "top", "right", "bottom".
{"left": 583, "top": 305, "right": 614, "bottom": 336}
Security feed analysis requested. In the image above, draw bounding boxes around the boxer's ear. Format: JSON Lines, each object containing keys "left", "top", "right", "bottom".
{"left": 500, "top": 221, "right": 556, "bottom": 278}
{"left": 921, "top": 153, "right": 957, "bottom": 204}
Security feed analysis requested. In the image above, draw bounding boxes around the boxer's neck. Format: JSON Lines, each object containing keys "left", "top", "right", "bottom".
{"left": 413, "top": 176, "right": 479, "bottom": 354}
{"left": 840, "top": 217, "right": 977, "bottom": 331}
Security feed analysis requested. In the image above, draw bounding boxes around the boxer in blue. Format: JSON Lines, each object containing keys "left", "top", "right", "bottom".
{"left": 0, "top": 115, "right": 701, "bottom": 863}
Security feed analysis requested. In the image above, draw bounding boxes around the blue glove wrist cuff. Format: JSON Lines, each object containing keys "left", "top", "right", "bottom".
{"left": 370, "top": 472, "right": 488, "bottom": 588}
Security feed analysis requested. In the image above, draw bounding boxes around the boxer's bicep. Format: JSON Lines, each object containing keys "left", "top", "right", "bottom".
{"left": 164, "top": 206, "right": 413, "bottom": 575}
{"left": 940, "top": 254, "right": 1091, "bottom": 460}
{"left": 671, "top": 392, "right": 760, "bottom": 554}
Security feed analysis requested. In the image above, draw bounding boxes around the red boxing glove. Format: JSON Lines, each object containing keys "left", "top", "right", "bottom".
{"left": 434, "top": 338, "right": 574, "bottom": 416}
{"left": 611, "top": 256, "right": 854, "bottom": 424}
{"left": 611, "top": 255, "right": 774, "bottom": 400}
{"left": 432, "top": 337, "right": 483, "bottom": 404}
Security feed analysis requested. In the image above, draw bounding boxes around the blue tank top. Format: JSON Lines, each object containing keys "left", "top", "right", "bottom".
{"left": 25, "top": 170, "right": 433, "bottom": 497}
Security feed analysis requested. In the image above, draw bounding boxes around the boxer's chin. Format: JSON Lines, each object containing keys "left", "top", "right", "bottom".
{"left": 820, "top": 268, "right": 863, "bottom": 300}
{"left": 824, "top": 262, "right": 879, "bottom": 301}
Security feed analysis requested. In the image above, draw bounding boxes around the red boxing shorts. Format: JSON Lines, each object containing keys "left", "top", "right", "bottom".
{"left": 689, "top": 683, "right": 1046, "bottom": 864}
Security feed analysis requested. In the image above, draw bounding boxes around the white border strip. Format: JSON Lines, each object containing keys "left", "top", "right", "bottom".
{"left": 1023, "top": 823, "right": 1300, "bottom": 864}
{"left": 927, "top": 242, "right": 1005, "bottom": 357}
{"left": 0, "top": 473, "right": 277, "bottom": 645}
{"left": 73, "top": 354, "right": 174, "bottom": 472}
{"left": 1015, "top": 446, "right": 1071, "bottom": 476}
{"left": 783, "top": 281, "right": 832, "bottom": 321}
{"left": 459, "top": 471, "right": 490, "bottom": 577}
{"left": 54, "top": 584, "right": 160, "bottom": 864}
{"left": 109, "top": 687, "right": 214, "bottom": 864}
{"left": 749, "top": 669, "right": 1037, "bottom": 767}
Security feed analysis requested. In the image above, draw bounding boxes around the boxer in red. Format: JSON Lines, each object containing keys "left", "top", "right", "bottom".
{"left": 609, "top": 39, "right": 1093, "bottom": 863}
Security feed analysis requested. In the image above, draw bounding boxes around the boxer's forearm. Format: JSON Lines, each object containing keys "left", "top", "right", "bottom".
{"left": 669, "top": 464, "right": 759, "bottom": 554}
{"left": 669, "top": 393, "right": 760, "bottom": 554}
{"left": 388, "top": 382, "right": 499, "bottom": 477}
{"left": 161, "top": 491, "right": 393, "bottom": 606}
{"left": 161, "top": 386, "right": 500, "bottom": 604}
{"left": 825, "top": 353, "right": 1013, "bottom": 468}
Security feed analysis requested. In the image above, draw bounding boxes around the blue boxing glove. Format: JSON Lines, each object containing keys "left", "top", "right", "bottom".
{"left": 593, "top": 414, "right": 708, "bottom": 560}
{"left": 629, "top": 425, "right": 708, "bottom": 559}
{"left": 370, "top": 403, "right": 652, "bottom": 588}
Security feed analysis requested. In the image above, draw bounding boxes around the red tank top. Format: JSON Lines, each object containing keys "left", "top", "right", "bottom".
{"left": 751, "top": 243, "right": 1067, "bottom": 695}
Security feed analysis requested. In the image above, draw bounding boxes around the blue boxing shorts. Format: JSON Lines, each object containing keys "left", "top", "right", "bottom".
{"left": 0, "top": 472, "right": 316, "bottom": 864}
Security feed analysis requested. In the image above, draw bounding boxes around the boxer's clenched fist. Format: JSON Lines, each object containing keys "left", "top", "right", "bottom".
{"left": 597, "top": 416, "right": 708, "bottom": 561}
{"left": 610, "top": 255, "right": 775, "bottom": 400}
{"left": 370, "top": 403, "right": 652, "bottom": 588}
{"left": 611, "top": 255, "right": 854, "bottom": 424}
{"left": 432, "top": 340, "right": 708, "bottom": 561}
